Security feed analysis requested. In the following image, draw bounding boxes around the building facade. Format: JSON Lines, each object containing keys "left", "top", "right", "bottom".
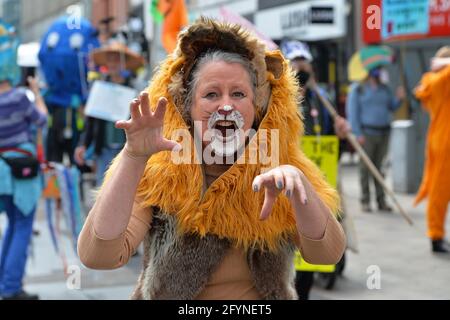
{"left": 1, "top": 0, "right": 90, "bottom": 42}
{"left": 1, "top": 0, "right": 133, "bottom": 43}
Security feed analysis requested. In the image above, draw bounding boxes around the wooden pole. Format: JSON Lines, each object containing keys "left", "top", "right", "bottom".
{"left": 312, "top": 85, "right": 414, "bottom": 225}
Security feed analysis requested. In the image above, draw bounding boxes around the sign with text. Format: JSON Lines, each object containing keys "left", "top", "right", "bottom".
{"left": 85, "top": 81, "right": 138, "bottom": 123}
{"left": 300, "top": 135, "right": 339, "bottom": 188}
{"left": 255, "top": 0, "right": 345, "bottom": 40}
{"left": 296, "top": 135, "right": 340, "bottom": 271}
{"left": 382, "top": 0, "right": 429, "bottom": 39}
{"left": 294, "top": 251, "right": 336, "bottom": 272}
{"left": 363, "top": 0, "right": 450, "bottom": 43}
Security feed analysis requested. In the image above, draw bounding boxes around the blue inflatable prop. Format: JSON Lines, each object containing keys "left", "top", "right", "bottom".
{"left": 38, "top": 16, "right": 99, "bottom": 108}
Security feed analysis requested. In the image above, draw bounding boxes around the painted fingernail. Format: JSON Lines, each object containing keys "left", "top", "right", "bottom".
{"left": 276, "top": 181, "right": 283, "bottom": 189}
{"left": 303, "top": 198, "right": 308, "bottom": 205}
{"left": 286, "top": 190, "right": 291, "bottom": 198}
{"left": 253, "top": 184, "right": 259, "bottom": 192}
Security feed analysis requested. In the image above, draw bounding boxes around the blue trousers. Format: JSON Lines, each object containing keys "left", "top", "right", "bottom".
{"left": 0, "top": 195, "right": 36, "bottom": 296}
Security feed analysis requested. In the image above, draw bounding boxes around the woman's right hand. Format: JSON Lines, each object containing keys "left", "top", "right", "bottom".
{"left": 334, "top": 116, "right": 350, "bottom": 139}
{"left": 74, "top": 146, "right": 86, "bottom": 165}
{"left": 27, "top": 76, "right": 40, "bottom": 95}
{"left": 115, "top": 92, "right": 181, "bottom": 158}
{"left": 357, "top": 135, "right": 366, "bottom": 146}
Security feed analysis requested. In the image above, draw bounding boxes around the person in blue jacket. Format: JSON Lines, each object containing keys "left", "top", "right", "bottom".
{"left": 346, "top": 65, "right": 405, "bottom": 213}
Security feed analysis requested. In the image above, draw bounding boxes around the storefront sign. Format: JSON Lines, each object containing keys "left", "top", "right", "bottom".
{"left": 382, "top": 0, "right": 429, "bottom": 39}
{"left": 255, "top": 0, "right": 346, "bottom": 40}
{"left": 363, "top": 0, "right": 450, "bottom": 43}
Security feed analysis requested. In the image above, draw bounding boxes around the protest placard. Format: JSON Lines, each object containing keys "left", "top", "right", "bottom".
{"left": 85, "top": 80, "right": 137, "bottom": 122}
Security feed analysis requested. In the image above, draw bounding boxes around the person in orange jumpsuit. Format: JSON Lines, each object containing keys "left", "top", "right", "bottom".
{"left": 414, "top": 46, "right": 450, "bottom": 253}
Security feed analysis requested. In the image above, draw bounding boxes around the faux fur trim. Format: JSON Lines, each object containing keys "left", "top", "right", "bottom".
{"left": 132, "top": 209, "right": 297, "bottom": 300}
{"left": 248, "top": 241, "right": 298, "bottom": 299}
{"left": 139, "top": 211, "right": 231, "bottom": 299}
{"left": 104, "top": 19, "right": 340, "bottom": 252}
{"left": 173, "top": 17, "right": 272, "bottom": 124}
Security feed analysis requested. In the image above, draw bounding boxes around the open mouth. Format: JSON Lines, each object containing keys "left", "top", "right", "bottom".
{"left": 214, "top": 120, "right": 238, "bottom": 139}
{"left": 206, "top": 111, "right": 245, "bottom": 157}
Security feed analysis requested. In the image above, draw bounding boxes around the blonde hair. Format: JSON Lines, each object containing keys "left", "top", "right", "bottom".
{"left": 435, "top": 46, "right": 450, "bottom": 58}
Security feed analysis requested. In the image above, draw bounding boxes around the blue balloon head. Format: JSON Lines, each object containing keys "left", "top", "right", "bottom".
{"left": 38, "top": 15, "right": 100, "bottom": 107}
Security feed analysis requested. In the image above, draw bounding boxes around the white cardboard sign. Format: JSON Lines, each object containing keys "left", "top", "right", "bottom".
{"left": 85, "top": 80, "right": 137, "bottom": 122}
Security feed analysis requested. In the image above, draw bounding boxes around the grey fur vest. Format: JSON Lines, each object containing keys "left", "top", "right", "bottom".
{"left": 130, "top": 209, "right": 298, "bottom": 300}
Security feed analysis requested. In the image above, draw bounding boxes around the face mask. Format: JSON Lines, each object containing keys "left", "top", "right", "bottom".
{"left": 369, "top": 68, "right": 381, "bottom": 79}
{"left": 296, "top": 70, "right": 310, "bottom": 87}
{"left": 379, "top": 69, "right": 390, "bottom": 84}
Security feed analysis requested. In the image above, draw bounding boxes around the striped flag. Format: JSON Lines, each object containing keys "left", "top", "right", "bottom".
{"left": 150, "top": 0, "right": 188, "bottom": 53}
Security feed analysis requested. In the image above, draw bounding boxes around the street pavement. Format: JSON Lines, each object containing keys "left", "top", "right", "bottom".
{"left": 311, "top": 157, "right": 450, "bottom": 300}
{"left": 0, "top": 174, "right": 141, "bottom": 300}
{"left": 1, "top": 155, "right": 449, "bottom": 300}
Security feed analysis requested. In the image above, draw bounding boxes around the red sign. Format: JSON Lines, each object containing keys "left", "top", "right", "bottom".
{"left": 362, "top": 0, "right": 382, "bottom": 44}
{"left": 362, "top": 0, "right": 450, "bottom": 44}
{"left": 429, "top": 0, "right": 450, "bottom": 36}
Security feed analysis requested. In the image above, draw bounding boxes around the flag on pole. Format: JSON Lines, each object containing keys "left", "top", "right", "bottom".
{"left": 144, "top": 0, "right": 154, "bottom": 40}
{"left": 219, "top": 7, "right": 278, "bottom": 51}
{"left": 150, "top": 0, "right": 188, "bottom": 53}
{"left": 150, "top": 0, "right": 164, "bottom": 24}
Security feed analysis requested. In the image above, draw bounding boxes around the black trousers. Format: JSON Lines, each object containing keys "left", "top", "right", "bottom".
{"left": 46, "top": 106, "right": 78, "bottom": 164}
{"left": 295, "top": 271, "right": 314, "bottom": 300}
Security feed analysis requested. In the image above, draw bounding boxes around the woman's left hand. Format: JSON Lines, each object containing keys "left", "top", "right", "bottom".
{"left": 334, "top": 116, "right": 350, "bottom": 139}
{"left": 252, "top": 165, "right": 307, "bottom": 220}
{"left": 27, "top": 76, "right": 40, "bottom": 94}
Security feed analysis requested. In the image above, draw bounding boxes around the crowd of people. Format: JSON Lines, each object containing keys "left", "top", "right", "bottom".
{"left": 0, "top": 16, "right": 145, "bottom": 299}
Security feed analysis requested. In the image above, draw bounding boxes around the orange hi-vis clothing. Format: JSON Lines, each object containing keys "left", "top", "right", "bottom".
{"left": 414, "top": 64, "right": 450, "bottom": 240}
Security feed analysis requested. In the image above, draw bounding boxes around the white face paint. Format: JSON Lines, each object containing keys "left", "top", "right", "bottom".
{"left": 207, "top": 107, "right": 245, "bottom": 157}
{"left": 190, "top": 61, "right": 256, "bottom": 160}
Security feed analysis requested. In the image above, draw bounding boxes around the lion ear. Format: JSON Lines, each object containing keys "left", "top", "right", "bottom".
{"left": 265, "top": 50, "right": 285, "bottom": 80}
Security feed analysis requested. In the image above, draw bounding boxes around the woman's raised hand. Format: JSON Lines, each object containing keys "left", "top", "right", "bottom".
{"left": 115, "top": 92, "right": 181, "bottom": 158}
{"left": 252, "top": 165, "right": 308, "bottom": 220}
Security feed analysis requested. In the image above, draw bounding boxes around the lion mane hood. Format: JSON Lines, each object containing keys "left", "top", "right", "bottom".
{"left": 106, "top": 18, "right": 339, "bottom": 252}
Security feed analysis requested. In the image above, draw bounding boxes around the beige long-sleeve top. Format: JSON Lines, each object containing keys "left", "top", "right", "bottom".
{"left": 78, "top": 164, "right": 345, "bottom": 299}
